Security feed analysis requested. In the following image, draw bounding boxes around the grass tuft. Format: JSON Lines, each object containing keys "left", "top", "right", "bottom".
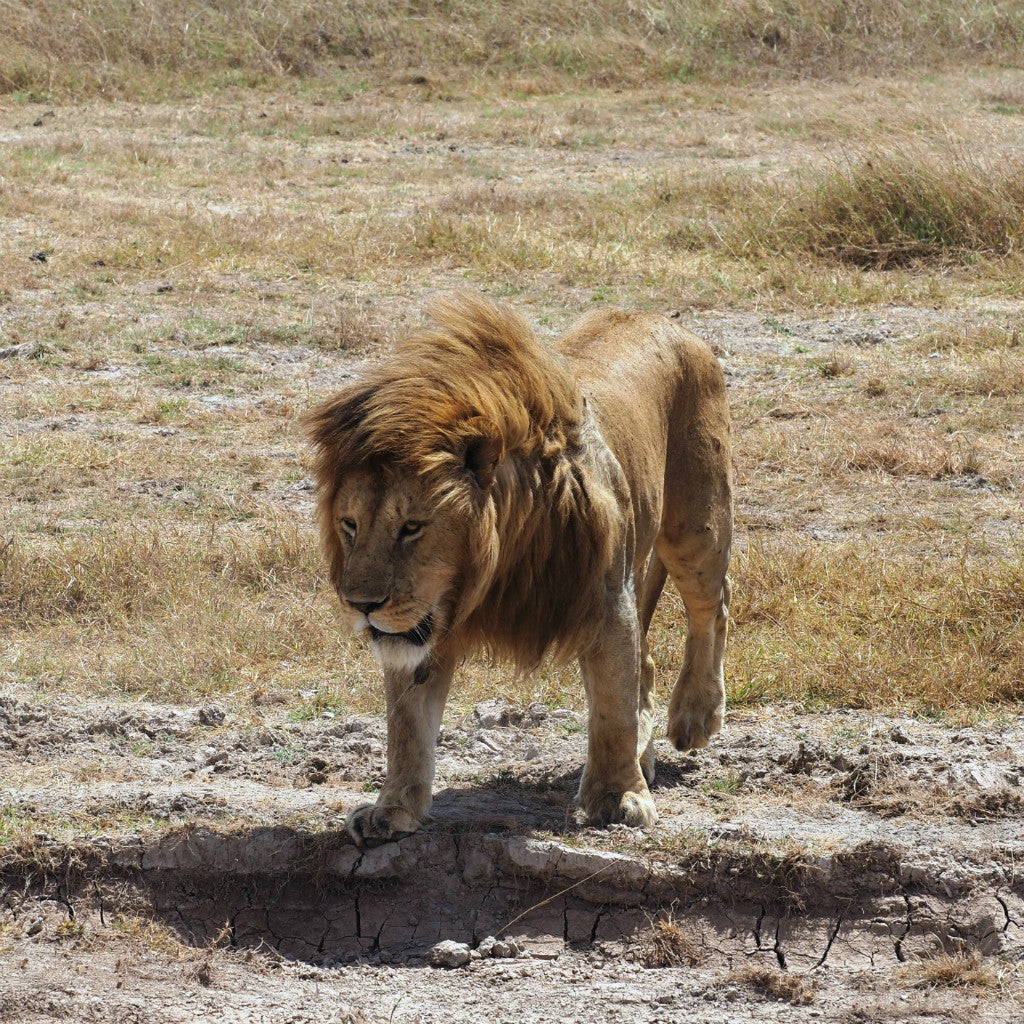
{"left": 909, "top": 951, "right": 999, "bottom": 990}
{"left": 759, "top": 147, "right": 1024, "bottom": 268}
{"left": 724, "top": 540, "right": 1024, "bottom": 714}
{"left": 641, "top": 913, "right": 708, "bottom": 968}
{"left": 731, "top": 965, "right": 815, "bottom": 1005}
{"left": 665, "top": 146, "right": 1024, "bottom": 270}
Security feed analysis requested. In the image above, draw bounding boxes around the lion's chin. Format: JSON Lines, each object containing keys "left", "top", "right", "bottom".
{"left": 369, "top": 614, "right": 435, "bottom": 673}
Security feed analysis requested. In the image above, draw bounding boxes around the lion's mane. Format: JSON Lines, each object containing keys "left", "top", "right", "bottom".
{"left": 305, "top": 295, "right": 619, "bottom": 667}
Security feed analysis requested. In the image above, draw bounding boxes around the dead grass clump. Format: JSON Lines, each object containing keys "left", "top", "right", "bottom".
{"left": 740, "top": 147, "right": 1024, "bottom": 269}
{"left": 909, "top": 951, "right": 999, "bottom": 990}
{"left": 438, "top": 184, "right": 553, "bottom": 217}
{"left": 909, "top": 324, "right": 1022, "bottom": 356}
{"left": 727, "top": 540, "right": 1024, "bottom": 712}
{"left": 641, "top": 914, "right": 708, "bottom": 968}
{"left": 317, "top": 304, "right": 393, "bottom": 353}
{"left": 842, "top": 431, "right": 980, "bottom": 479}
{"left": 731, "top": 964, "right": 814, "bottom": 1005}
{"left": 0, "top": 525, "right": 320, "bottom": 624}
{"left": 0, "top": 524, "right": 358, "bottom": 702}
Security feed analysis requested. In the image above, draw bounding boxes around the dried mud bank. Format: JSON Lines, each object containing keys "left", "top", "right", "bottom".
{"left": 2, "top": 820, "right": 1022, "bottom": 972}
{"left": 2, "top": 695, "right": 1022, "bottom": 978}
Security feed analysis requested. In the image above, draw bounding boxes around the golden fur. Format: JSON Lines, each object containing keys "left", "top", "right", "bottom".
{"left": 306, "top": 295, "right": 733, "bottom": 845}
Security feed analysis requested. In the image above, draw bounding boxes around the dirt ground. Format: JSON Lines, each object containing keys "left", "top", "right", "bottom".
{"left": 2, "top": 685, "right": 1022, "bottom": 1022}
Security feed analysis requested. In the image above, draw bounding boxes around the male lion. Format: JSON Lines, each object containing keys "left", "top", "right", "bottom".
{"left": 305, "top": 295, "right": 732, "bottom": 846}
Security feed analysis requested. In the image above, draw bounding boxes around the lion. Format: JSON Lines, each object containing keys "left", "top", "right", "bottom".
{"left": 305, "top": 294, "right": 732, "bottom": 846}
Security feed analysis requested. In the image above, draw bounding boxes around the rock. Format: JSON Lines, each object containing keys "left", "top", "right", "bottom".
{"left": 0, "top": 342, "right": 40, "bottom": 360}
{"left": 477, "top": 935, "right": 497, "bottom": 958}
{"left": 890, "top": 724, "right": 911, "bottom": 744}
{"left": 526, "top": 702, "right": 548, "bottom": 724}
{"left": 473, "top": 698, "right": 525, "bottom": 727}
{"left": 198, "top": 705, "right": 226, "bottom": 727}
{"left": 429, "top": 940, "right": 472, "bottom": 968}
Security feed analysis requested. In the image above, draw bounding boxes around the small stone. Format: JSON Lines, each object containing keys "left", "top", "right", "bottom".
{"left": 526, "top": 702, "right": 548, "bottom": 723}
{"left": 890, "top": 725, "right": 911, "bottom": 744}
{"left": 198, "top": 705, "right": 226, "bottom": 727}
{"left": 0, "top": 342, "right": 40, "bottom": 360}
{"left": 491, "top": 938, "right": 523, "bottom": 959}
{"left": 429, "top": 940, "right": 472, "bottom": 969}
{"left": 26, "top": 918, "right": 44, "bottom": 937}
{"left": 474, "top": 699, "right": 506, "bottom": 729}
{"left": 477, "top": 935, "right": 497, "bottom": 958}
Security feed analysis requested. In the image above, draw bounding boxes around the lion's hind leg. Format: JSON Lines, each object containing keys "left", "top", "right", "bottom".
{"left": 655, "top": 453, "right": 732, "bottom": 753}
{"left": 637, "top": 554, "right": 667, "bottom": 784}
{"left": 669, "top": 574, "right": 730, "bottom": 752}
{"left": 659, "top": 532, "right": 731, "bottom": 752}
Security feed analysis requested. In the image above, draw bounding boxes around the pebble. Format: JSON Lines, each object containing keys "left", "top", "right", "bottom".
{"left": 429, "top": 940, "right": 472, "bottom": 968}
{"left": 198, "top": 705, "right": 226, "bottom": 727}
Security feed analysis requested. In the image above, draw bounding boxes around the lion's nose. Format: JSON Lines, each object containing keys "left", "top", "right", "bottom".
{"left": 350, "top": 598, "right": 385, "bottom": 615}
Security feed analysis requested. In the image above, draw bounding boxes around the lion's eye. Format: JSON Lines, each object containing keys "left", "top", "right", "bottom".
{"left": 340, "top": 517, "right": 357, "bottom": 537}
{"left": 399, "top": 521, "right": 423, "bottom": 540}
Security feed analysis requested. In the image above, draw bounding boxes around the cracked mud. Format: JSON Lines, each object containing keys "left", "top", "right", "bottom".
{"left": 1, "top": 694, "right": 1022, "bottom": 1022}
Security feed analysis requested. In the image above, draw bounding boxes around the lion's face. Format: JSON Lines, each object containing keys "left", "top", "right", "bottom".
{"left": 326, "top": 465, "right": 474, "bottom": 672}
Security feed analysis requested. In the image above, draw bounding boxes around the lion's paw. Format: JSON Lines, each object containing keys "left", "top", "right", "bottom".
{"left": 579, "top": 785, "right": 658, "bottom": 829}
{"left": 345, "top": 803, "right": 423, "bottom": 848}
{"left": 668, "top": 695, "right": 724, "bottom": 752}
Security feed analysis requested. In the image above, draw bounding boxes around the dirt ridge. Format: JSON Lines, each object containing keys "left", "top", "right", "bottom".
{"left": 3, "top": 820, "right": 1021, "bottom": 971}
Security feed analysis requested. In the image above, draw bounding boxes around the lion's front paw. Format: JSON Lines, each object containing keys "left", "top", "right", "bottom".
{"left": 668, "top": 692, "right": 724, "bottom": 752}
{"left": 578, "top": 781, "right": 658, "bottom": 829}
{"left": 345, "top": 802, "right": 423, "bottom": 847}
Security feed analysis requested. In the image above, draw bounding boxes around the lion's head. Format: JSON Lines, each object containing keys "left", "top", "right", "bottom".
{"left": 308, "top": 436, "right": 502, "bottom": 673}
{"left": 304, "top": 295, "right": 586, "bottom": 671}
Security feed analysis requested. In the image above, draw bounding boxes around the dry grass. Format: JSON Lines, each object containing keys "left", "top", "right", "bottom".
{"left": 730, "top": 964, "right": 815, "bottom": 1005}
{"left": 0, "top": 524, "right": 367, "bottom": 703}
{"left": 641, "top": 913, "right": 708, "bottom": 968}
{"left": 660, "top": 144, "right": 1024, "bottom": 274}
{"left": 724, "top": 539, "right": 1024, "bottom": 714}
{"left": 907, "top": 951, "right": 1000, "bottom": 991}
{"left": 742, "top": 147, "right": 1024, "bottom": 269}
{"left": 4, "top": 1, "right": 1022, "bottom": 99}
{"left": 1, "top": 21, "right": 1023, "bottom": 725}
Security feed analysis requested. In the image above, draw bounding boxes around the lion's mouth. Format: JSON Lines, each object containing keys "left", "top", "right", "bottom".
{"left": 368, "top": 614, "right": 434, "bottom": 647}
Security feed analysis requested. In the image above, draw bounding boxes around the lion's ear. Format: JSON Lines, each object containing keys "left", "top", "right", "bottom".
{"left": 462, "top": 416, "right": 504, "bottom": 490}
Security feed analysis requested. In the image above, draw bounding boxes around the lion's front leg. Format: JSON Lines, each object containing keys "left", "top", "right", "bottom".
{"left": 346, "top": 655, "right": 454, "bottom": 847}
{"left": 577, "top": 591, "right": 658, "bottom": 829}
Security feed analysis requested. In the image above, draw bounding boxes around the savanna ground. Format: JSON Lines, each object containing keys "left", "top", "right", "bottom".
{"left": 1, "top": 3, "right": 1024, "bottom": 1021}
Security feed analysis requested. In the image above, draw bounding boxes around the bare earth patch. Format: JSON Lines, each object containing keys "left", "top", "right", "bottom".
{"left": 1, "top": 691, "right": 1022, "bottom": 1022}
